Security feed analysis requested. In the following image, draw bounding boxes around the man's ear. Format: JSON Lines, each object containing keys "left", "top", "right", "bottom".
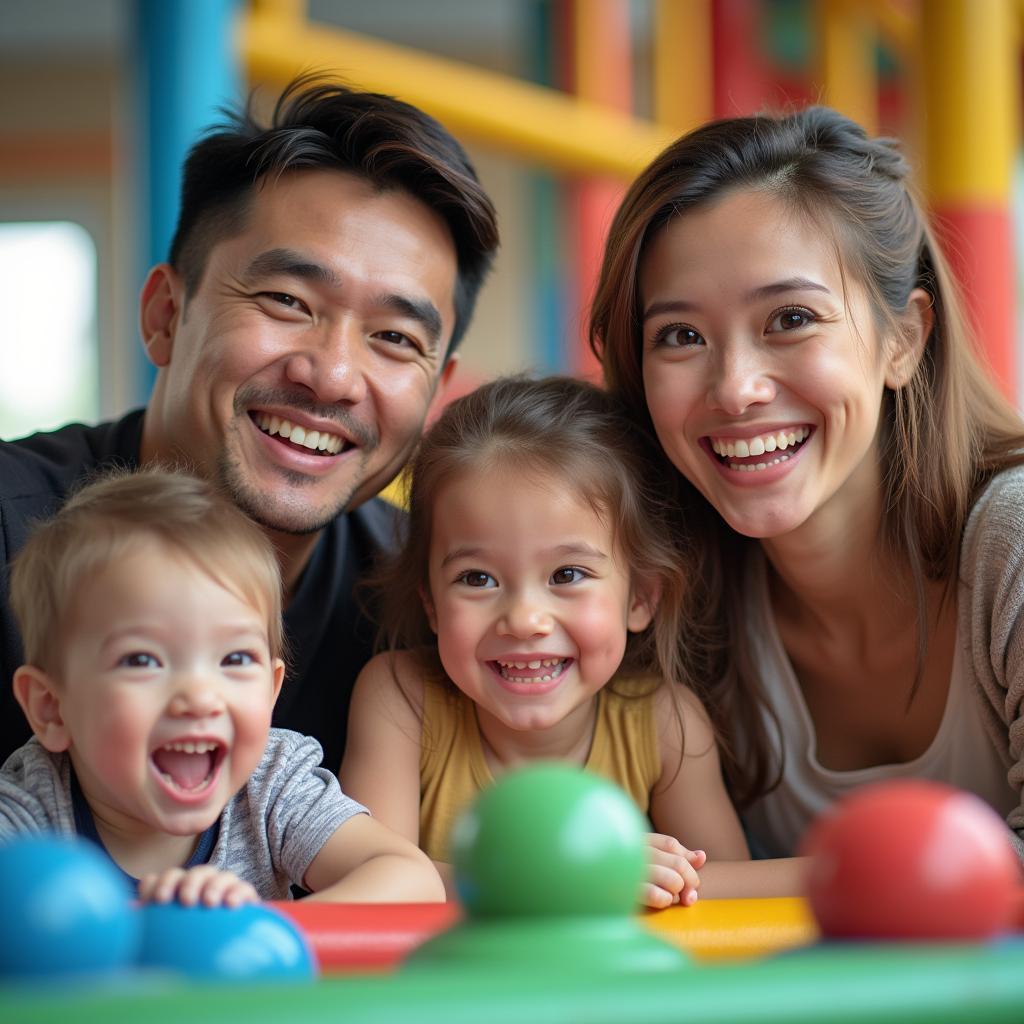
{"left": 885, "top": 287, "right": 934, "bottom": 390}
{"left": 419, "top": 585, "right": 438, "bottom": 634}
{"left": 426, "top": 352, "right": 460, "bottom": 424}
{"left": 270, "top": 658, "right": 286, "bottom": 706}
{"left": 139, "top": 263, "right": 185, "bottom": 369}
{"left": 13, "top": 666, "right": 71, "bottom": 753}
{"left": 626, "top": 581, "right": 660, "bottom": 634}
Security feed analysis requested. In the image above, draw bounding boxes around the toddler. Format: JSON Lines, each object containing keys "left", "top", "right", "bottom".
{"left": 1, "top": 468, "right": 444, "bottom": 906}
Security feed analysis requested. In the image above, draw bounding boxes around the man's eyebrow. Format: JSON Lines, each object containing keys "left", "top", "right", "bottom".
{"left": 643, "top": 277, "right": 832, "bottom": 321}
{"left": 379, "top": 293, "right": 443, "bottom": 348}
{"left": 242, "top": 249, "right": 340, "bottom": 286}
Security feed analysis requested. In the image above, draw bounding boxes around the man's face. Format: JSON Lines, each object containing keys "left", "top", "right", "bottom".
{"left": 141, "top": 169, "right": 459, "bottom": 536}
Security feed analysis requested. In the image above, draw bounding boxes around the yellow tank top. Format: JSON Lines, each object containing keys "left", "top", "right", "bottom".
{"left": 418, "top": 676, "right": 662, "bottom": 862}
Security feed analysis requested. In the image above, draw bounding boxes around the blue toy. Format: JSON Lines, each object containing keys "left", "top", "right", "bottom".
{"left": 138, "top": 902, "right": 317, "bottom": 982}
{"left": 0, "top": 834, "right": 139, "bottom": 979}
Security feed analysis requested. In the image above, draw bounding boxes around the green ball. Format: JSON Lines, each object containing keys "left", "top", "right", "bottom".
{"left": 451, "top": 764, "right": 648, "bottom": 918}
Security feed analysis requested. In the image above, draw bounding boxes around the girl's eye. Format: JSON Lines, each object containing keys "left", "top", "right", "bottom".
{"left": 551, "top": 567, "right": 587, "bottom": 585}
{"left": 118, "top": 652, "right": 159, "bottom": 669}
{"left": 456, "top": 570, "right": 497, "bottom": 589}
{"left": 652, "top": 324, "right": 705, "bottom": 349}
{"left": 767, "top": 307, "right": 815, "bottom": 332}
{"left": 222, "top": 651, "right": 256, "bottom": 668}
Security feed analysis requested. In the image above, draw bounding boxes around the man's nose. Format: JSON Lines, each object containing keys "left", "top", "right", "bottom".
{"left": 283, "top": 318, "right": 370, "bottom": 405}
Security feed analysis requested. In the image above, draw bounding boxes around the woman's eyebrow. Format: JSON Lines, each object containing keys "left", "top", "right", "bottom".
{"left": 643, "top": 277, "right": 832, "bottom": 321}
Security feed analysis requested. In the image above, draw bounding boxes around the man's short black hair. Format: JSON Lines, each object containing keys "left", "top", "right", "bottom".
{"left": 169, "top": 73, "right": 499, "bottom": 352}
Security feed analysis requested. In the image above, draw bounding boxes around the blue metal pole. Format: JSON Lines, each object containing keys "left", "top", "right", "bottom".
{"left": 134, "top": 0, "right": 241, "bottom": 401}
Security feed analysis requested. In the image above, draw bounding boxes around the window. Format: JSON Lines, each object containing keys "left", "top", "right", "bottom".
{"left": 0, "top": 221, "right": 98, "bottom": 440}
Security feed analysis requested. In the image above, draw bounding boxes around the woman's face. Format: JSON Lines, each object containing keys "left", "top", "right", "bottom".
{"left": 640, "top": 188, "right": 903, "bottom": 541}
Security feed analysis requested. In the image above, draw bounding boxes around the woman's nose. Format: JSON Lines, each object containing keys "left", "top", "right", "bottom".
{"left": 708, "top": 346, "right": 776, "bottom": 414}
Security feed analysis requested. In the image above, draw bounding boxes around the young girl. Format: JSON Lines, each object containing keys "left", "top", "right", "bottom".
{"left": 590, "top": 105, "right": 1024, "bottom": 881}
{"left": 341, "top": 375, "right": 751, "bottom": 907}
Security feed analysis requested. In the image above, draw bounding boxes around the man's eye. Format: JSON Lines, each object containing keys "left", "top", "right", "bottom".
{"left": 374, "top": 329, "right": 420, "bottom": 352}
{"left": 551, "top": 567, "right": 586, "bottom": 585}
{"left": 222, "top": 651, "right": 256, "bottom": 667}
{"left": 261, "top": 292, "right": 308, "bottom": 313}
{"left": 118, "top": 652, "right": 159, "bottom": 669}
{"left": 456, "top": 570, "right": 497, "bottom": 589}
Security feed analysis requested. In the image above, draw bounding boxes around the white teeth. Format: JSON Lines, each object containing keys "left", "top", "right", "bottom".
{"left": 162, "top": 740, "right": 218, "bottom": 755}
{"left": 496, "top": 657, "right": 566, "bottom": 682}
{"left": 255, "top": 414, "right": 344, "bottom": 454}
{"left": 711, "top": 426, "right": 809, "bottom": 460}
{"left": 728, "top": 454, "right": 792, "bottom": 472}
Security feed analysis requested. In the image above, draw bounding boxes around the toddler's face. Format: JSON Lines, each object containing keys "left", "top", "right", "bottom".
{"left": 51, "top": 541, "right": 284, "bottom": 838}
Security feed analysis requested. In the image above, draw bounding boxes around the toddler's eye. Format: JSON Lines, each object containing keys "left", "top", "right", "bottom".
{"left": 456, "top": 570, "right": 497, "bottom": 589}
{"left": 118, "top": 652, "right": 159, "bottom": 669}
{"left": 551, "top": 567, "right": 586, "bottom": 585}
{"left": 222, "top": 651, "right": 256, "bottom": 667}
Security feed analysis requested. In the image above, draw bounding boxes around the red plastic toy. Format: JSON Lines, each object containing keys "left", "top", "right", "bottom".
{"left": 801, "top": 780, "right": 1022, "bottom": 941}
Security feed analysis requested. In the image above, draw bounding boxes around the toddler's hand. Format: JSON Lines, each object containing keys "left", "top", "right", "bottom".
{"left": 138, "top": 865, "right": 259, "bottom": 908}
{"left": 642, "top": 833, "right": 707, "bottom": 910}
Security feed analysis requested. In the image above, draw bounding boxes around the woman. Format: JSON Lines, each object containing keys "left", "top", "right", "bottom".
{"left": 590, "top": 105, "right": 1024, "bottom": 883}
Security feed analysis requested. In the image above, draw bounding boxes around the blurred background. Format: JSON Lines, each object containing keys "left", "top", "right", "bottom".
{"left": 1, "top": 0, "right": 1020, "bottom": 441}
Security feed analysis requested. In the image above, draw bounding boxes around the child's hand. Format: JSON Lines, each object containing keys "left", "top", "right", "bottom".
{"left": 643, "top": 833, "right": 707, "bottom": 910}
{"left": 138, "top": 865, "right": 259, "bottom": 908}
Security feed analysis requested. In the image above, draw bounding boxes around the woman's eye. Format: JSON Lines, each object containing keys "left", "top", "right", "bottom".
{"left": 456, "top": 570, "right": 497, "bottom": 589}
{"left": 118, "top": 652, "right": 159, "bottom": 669}
{"left": 768, "top": 308, "right": 815, "bottom": 332}
{"left": 551, "top": 567, "right": 586, "bottom": 585}
{"left": 653, "top": 324, "right": 705, "bottom": 349}
{"left": 223, "top": 651, "right": 256, "bottom": 668}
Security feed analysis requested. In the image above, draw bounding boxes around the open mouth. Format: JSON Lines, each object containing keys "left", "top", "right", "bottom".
{"left": 491, "top": 657, "right": 572, "bottom": 683}
{"left": 251, "top": 412, "right": 354, "bottom": 457}
{"left": 150, "top": 740, "right": 225, "bottom": 795}
{"left": 709, "top": 426, "right": 812, "bottom": 473}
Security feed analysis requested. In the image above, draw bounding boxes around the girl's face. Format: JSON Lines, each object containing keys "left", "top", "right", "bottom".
{"left": 422, "top": 466, "right": 653, "bottom": 743}
{"left": 640, "top": 188, "right": 914, "bottom": 541}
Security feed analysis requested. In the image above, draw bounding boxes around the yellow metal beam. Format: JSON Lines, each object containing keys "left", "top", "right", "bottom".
{"left": 816, "top": 0, "right": 878, "bottom": 136}
{"left": 240, "top": 9, "right": 677, "bottom": 180}
{"left": 653, "top": 0, "right": 713, "bottom": 132}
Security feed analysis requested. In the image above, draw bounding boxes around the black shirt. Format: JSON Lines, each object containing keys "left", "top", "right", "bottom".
{"left": 0, "top": 411, "right": 400, "bottom": 771}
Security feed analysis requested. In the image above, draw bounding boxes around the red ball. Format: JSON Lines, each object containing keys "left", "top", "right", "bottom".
{"left": 800, "top": 780, "right": 1022, "bottom": 941}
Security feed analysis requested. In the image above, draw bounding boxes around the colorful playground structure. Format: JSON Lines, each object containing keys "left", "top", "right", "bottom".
{"left": 0, "top": 768, "right": 1022, "bottom": 1023}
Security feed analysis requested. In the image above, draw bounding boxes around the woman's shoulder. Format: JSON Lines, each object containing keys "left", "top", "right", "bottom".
{"left": 962, "top": 464, "right": 1024, "bottom": 575}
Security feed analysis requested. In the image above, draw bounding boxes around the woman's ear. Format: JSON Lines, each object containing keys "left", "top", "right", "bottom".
{"left": 13, "top": 666, "right": 71, "bottom": 753}
{"left": 139, "top": 263, "right": 184, "bottom": 369}
{"left": 885, "top": 287, "right": 934, "bottom": 390}
{"left": 626, "top": 581, "right": 660, "bottom": 633}
{"left": 419, "top": 585, "right": 438, "bottom": 634}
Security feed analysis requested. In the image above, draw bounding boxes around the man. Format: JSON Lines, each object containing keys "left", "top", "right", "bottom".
{"left": 0, "top": 74, "right": 499, "bottom": 769}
